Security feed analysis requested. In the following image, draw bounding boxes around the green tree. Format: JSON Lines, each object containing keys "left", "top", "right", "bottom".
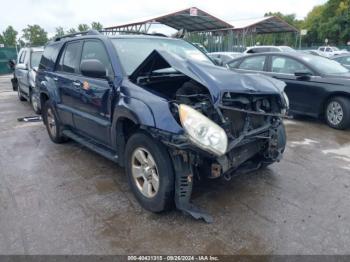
{"left": 67, "top": 28, "right": 77, "bottom": 34}
{"left": 22, "top": 25, "right": 48, "bottom": 46}
{"left": 18, "top": 38, "right": 26, "bottom": 48}
{"left": 78, "top": 24, "right": 90, "bottom": 32}
{"left": 2, "top": 26, "right": 18, "bottom": 47}
{"left": 55, "top": 26, "right": 65, "bottom": 37}
{"left": 91, "top": 22, "right": 103, "bottom": 30}
{"left": 302, "top": 0, "right": 350, "bottom": 46}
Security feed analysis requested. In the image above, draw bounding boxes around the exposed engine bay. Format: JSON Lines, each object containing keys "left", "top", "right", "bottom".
{"left": 135, "top": 71, "right": 286, "bottom": 177}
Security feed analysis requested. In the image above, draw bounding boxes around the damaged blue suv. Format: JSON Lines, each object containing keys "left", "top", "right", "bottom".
{"left": 37, "top": 30, "right": 288, "bottom": 222}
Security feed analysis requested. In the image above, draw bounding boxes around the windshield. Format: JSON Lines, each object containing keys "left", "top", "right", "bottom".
{"left": 31, "top": 51, "right": 43, "bottom": 68}
{"left": 301, "top": 55, "right": 349, "bottom": 74}
{"left": 112, "top": 38, "right": 213, "bottom": 75}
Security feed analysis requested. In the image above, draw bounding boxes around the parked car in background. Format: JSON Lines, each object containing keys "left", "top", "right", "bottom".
{"left": 14, "top": 47, "right": 44, "bottom": 114}
{"left": 226, "top": 52, "right": 350, "bottom": 129}
{"left": 298, "top": 50, "right": 321, "bottom": 56}
{"left": 332, "top": 54, "right": 350, "bottom": 69}
{"left": 244, "top": 45, "right": 295, "bottom": 54}
{"left": 317, "top": 46, "right": 348, "bottom": 58}
{"left": 207, "top": 52, "right": 242, "bottom": 66}
{"left": 37, "top": 31, "right": 288, "bottom": 222}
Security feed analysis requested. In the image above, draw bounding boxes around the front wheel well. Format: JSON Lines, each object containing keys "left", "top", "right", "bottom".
{"left": 40, "top": 93, "right": 50, "bottom": 123}
{"left": 116, "top": 118, "right": 139, "bottom": 166}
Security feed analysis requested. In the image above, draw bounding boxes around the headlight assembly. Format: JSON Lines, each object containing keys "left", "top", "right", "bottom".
{"left": 179, "top": 104, "right": 228, "bottom": 156}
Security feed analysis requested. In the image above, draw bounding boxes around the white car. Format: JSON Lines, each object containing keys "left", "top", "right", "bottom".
{"left": 244, "top": 45, "right": 295, "bottom": 54}
{"left": 317, "top": 46, "right": 348, "bottom": 57}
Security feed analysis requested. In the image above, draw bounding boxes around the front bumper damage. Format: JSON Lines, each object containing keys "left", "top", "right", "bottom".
{"left": 147, "top": 116, "right": 286, "bottom": 223}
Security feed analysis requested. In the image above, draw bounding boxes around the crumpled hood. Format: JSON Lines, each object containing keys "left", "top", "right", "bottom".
{"left": 130, "top": 49, "right": 285, "bottom": 105}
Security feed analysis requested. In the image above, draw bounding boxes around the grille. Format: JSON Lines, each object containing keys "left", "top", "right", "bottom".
{"left": 221, "top": 108, "right": 266, "bottom": 138}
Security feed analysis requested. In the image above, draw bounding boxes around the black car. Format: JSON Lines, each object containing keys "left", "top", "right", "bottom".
{"left": 227, "top": 52, "right": 350, "bottom": 130}
{"left": 36, "top": 31, "right": 288, "bottom": 222}
{"left": 332, "top": 54, "right": 350, "bottom": 70}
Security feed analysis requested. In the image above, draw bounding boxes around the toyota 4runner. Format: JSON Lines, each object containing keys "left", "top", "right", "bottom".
{"left": 37, "top": 30, "right": 288, "bottom": 222}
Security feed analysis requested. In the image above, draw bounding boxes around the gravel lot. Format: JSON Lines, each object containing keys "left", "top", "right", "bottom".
{"left": 0, "top": 74, "right": 350, "bottom": 255}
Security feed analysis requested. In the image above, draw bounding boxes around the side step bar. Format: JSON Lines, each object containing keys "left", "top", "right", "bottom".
{"left": 62, "top": 130, "right": 118, "bottom": 163}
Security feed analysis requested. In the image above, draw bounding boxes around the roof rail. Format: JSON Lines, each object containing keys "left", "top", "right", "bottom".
{"left": 54, "top": 30, "right": 101, "bottom": 42}
{"left": 100, "top": 30, "right": 168, "bottom": 37}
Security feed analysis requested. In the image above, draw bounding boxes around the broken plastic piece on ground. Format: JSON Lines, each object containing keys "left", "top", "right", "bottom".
{"left": 17, "top": 116, "right": 42, "bottom": 122}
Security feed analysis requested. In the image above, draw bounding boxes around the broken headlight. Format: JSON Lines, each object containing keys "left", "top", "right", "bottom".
{"left": 179, "top": 104, "right": 227, "bottom": 156}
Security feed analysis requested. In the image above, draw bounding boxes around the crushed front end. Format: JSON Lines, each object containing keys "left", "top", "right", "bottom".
{"left": 131, "top": 50, "right": 288, "bottom": 222}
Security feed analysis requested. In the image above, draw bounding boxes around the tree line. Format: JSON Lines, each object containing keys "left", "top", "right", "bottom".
{"left": 0, "top": 0, "right": 349, "bottom": 48}
{"left": 0, "top": 22, "right": 103, "bottom": 47}
{"left": 258, "top": 0, "right": 349, "bottom": 47}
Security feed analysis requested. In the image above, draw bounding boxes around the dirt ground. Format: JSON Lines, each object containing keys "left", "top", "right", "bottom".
{"left": 0, "top": 74, "right": 349, "bottom": 255}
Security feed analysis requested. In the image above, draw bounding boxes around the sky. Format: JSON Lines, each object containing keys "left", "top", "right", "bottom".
{"left": 0, "top": 0, "right": 327, "bottom": 37}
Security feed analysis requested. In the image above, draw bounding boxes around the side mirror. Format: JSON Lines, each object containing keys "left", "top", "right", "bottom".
{"left": 80, "top": 59, "right": 107, "bottom": 79}
{"left": 295, "top": 71, "right": 312, "bottom": 79}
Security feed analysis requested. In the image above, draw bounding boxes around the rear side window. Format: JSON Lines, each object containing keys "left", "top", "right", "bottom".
{"left": 238, "top": 56, "right": 266, "bottom": 71}
{"left": 39, "top": 44, "right": 61, "bottom": 70}
{"left": 80, "top": 40, "right": 113, "bottom": 76}
{"left": 59, "top": 41, "right": 82, "bottom": 74}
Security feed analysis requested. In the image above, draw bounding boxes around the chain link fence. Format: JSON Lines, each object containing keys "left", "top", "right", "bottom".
{"left": 0, "top": 47, "right": 17, "bottom": 75}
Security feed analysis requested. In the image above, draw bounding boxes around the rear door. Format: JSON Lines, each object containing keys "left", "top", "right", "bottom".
{"left": 54, "top": 40, "right": 83, "bottom": 127}
{"left": 265, "top": 55, "right": 322, "bottom": 115}
{"left": 16, "top": 49, "right": 30, "bottom": 95}
{"left": 71, "top": 39, "right": 114, "bottom": 145}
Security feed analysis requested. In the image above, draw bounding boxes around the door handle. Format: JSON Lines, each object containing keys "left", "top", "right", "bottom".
{"left": 73, "top": 81, "right": 81, "bottom": 88}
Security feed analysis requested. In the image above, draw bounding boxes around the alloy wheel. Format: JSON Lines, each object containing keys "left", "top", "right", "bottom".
{"left": 327, "top": 101, "right": 343, "bottom": 126}
{"left": 131, "top": 147, "right": 159, "bottom": 198}
{"left": 46, "top": 108, "right": 57, "bottom": 137}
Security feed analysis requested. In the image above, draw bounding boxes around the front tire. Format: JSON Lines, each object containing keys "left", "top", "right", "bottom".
{"left": 43, "top": 100, "right": 67, "bottom": 143}
{"left": 125, "top": 132, "right": 174, "bottom": 213}
{"left": 325, "top": 97, "right": 350, "bottom": 130}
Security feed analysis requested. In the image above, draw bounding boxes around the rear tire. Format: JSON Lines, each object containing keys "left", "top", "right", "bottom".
{"left": 325, "top": 96, "right": 350, "bottom": 130}
{"left": 125, "top": 132, "right": 174, "bottom": 213}
{"left": 43, "top": 100, "right": 67, "bottom": 143}
{"left": 30, "top": 89, "right": 41, "bottom": 114}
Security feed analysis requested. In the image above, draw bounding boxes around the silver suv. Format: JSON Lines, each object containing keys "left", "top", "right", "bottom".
{"left": 14, "top": 47, "right": 44, "bottom": 114}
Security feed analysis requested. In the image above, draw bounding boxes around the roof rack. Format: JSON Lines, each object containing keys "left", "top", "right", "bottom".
{"left": 54, "top": 30, "right": 101, "bottom": 42}
{"left": 100, "top": 30, "right": 168, "bottom": 37}
{"left": 53, "top": 29, "right": 168, "bottom": 42}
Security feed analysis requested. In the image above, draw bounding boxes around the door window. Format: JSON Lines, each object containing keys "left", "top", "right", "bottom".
{"left": 271, "top": 56, "right": 312, "bottom": 74}
{"left": 80, "top": 41, "right": 113, "bottom": 77}
{"left": 238, "top": 56, "right": 266, "bottom": 71}
{"left": 59, "top": 41, "right": 82, "bottom": 74}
